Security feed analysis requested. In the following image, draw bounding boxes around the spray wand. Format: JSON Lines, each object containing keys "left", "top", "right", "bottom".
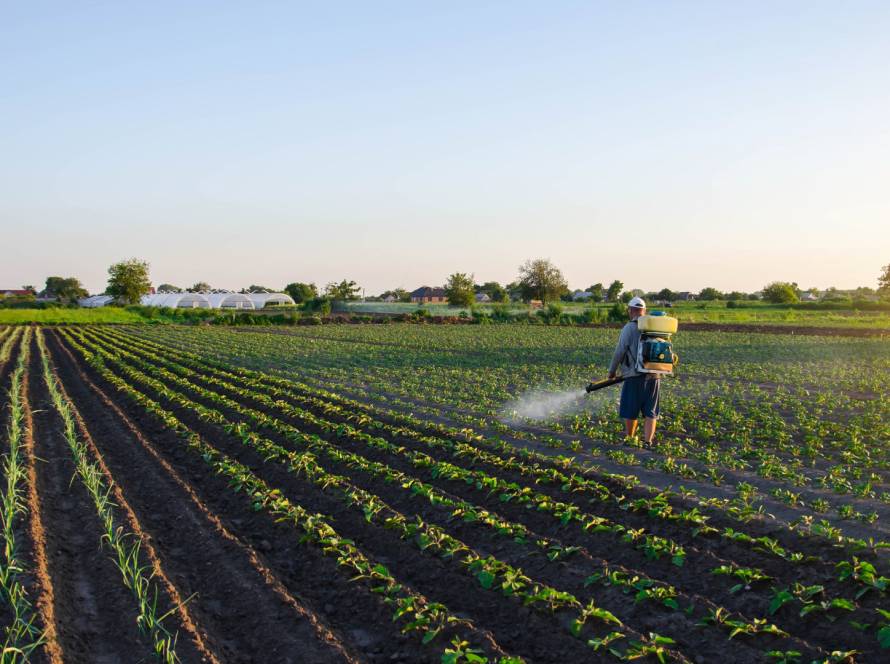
{"left": 584, "top": 376, "right": 625, "bottom": 394}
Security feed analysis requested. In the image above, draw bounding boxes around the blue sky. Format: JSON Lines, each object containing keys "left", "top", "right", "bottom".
{"left": 2, "top": 1, "right": 888, "bottom": 294}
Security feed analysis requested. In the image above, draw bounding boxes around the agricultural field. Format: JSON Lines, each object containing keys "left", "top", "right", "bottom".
{"left": 342, "top": 302, "right": 890, "bottom": 329}
{"left": 0, "top": 308, "right": 151, "bottom": 325}
{"left": 1, "top": 323, "right": 889, "bottom": 663}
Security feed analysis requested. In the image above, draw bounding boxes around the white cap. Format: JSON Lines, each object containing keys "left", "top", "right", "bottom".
{"left": 628, "top": 296, "right": 646, "bottom": 308}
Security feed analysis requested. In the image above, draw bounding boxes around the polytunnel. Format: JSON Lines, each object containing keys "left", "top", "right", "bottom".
{"left": 247, "top": 292, "right": 296, "bottom": 308}
{"left": 205, "top": 293, "right": 255, "bottom": 309}
{"left": 78, "top": 295, "right": 114, "bottom": 308}
{"left": 140, "top": 293, "right": 211, "bottom": 308}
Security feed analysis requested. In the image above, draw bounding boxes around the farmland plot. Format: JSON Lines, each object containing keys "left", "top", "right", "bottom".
{"left": 2, "top": 323, "right": 889, "bottom": 662}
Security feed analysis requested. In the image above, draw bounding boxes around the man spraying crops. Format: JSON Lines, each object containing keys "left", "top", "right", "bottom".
{"left": 608, "top": 297, "right": 660, "bottom": 444}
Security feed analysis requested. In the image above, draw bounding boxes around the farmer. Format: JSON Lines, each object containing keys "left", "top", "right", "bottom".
{"left": 608, "top": 296, "right": 659, "bottom": 444}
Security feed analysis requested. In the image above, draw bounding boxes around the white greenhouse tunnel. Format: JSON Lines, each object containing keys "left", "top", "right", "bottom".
{"left": 136, "top": 291, "right": 295, "bottom": 309}
{"left": 205, "top": 293, "right": 255, "bottom": 309}
{"left": 78, "top": 295, "right": 115, "bottom": 308}
{"left": 140, "top": 293, "right": 211, "bottom": 308}
{"left": 247, "top": 292, "right": 296, "bottom": 308}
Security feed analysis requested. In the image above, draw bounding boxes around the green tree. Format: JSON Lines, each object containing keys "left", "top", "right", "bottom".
{"left": 44, "top": 276, "right": 88, "bottom": 303}
{"left": 378, "top": 288, "right": 410, "bottom": 302}
{"left": 284, "top": 282, "right": 318, "bottom": 303}
{"left": 477, "top": 281, "right": 508, "bottom": 303}
{"left": 657, "top": 288, "right": 675, "bottom": 301}
{"left": 878, "top": 264, "right": 890, "bottom": 294}
{"left": 324, "top": 280, "right": 361, "bottom": 301}
{"left": 762, "top": 281, "right": 799, "bottom": 304}
{"left": 157, "top": 283, "right": 182, "bottom": 293}
{"left": 505, "top": 281, "right": 523, "bottom": 301}
{"left": 620, "top": 291, "right": 633, "bottom": 303}
{"left": 586, "top": 283, "right": 604, "bottom": 301}
{"left": 518, "top": 258, "right": 568, "bottom": 304}
{"left": 106, "top": 259, "right": 151, "bottom": 304}
{"left": 242, "top": 285, "right": 272, "bottom": 293}
{"left": 698, "top": 287, "right": 722, "bottom": 300}
{"left": 189, "top": 282, "right": 211, "bottom": 292}
{"left": 726, "top": 291, "right": 747, "bottom": 301}
{"left": 444, "top": 272, "right": 475, "bottom": 306}
{"left": 606, "top": 280, "right": 623, "bottom": 302}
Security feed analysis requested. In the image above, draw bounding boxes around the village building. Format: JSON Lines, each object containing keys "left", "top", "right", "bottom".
{"left": 410, "top": 286, "right": 447, "bottom": 304}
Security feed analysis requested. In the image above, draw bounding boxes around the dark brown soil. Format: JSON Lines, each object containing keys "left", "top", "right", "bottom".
{"left": 46, "top": 330, "right": 354, "bottom": 664}
{"left": 48, "top": 330, "right": 510, "bottom": 663}
{"left": 142, "top": 330, "right": 887, "bottom": 657}
{"left": 26, "top": 334, "right": 155, "bottom": 663}
{"left": 66, "top": 341, "right": 611, "bottom": 664}
{"left": 72, "top": 328, "right": 881, "bottom": 660}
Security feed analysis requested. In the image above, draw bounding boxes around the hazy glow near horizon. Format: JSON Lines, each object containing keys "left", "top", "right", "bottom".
{"left": 1, "top": 2, "right": 888, "bottom": 295}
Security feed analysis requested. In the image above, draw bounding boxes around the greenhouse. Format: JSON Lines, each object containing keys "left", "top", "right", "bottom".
{"left": 78, "top": 295, "right": 115, "bottom": 308}
{"left": 248, "top": 292, "right": 296, "bottom": 308}
{"left": 205, "top": 293, "right": 255, "bottom": 309}
{"left": 140, "top": 293, "right": 212, "bottom": 308}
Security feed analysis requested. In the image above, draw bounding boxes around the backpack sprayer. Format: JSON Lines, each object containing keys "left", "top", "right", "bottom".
{"left": 585, "top": 311, "right": 679, "bottom": 394}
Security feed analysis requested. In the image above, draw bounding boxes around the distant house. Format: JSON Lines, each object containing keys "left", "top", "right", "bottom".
{"left": 529, "top": 299, "right": 544, "bottom": 309}
{"left": 383, "top": 295, "right": 398, "bottom": 303}
{"left": 674, "top": 292, "right": 696, "bottom": 301}
{"left": 1, "top": 289, "right": 32, "bottom": 298}
{"left": 410, "top": 286, "right": 447, "bottom": 304}
{"left": 800, "top": 292, "right": 819, "bottom": 302}
{"left": 475, "top": 293, "right": 491, "bottom": 303}
{"left": 572, "top": 290, "right": 593, "bottom": 301}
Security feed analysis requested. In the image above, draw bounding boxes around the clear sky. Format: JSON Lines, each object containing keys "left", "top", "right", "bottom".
{"left": 2, "top": 1, "right": 888, "bottom": 295}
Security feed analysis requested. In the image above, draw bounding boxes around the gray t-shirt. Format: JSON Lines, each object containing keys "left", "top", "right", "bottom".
{"left": 608, "top": 320, "right": 641, "bottom": 378}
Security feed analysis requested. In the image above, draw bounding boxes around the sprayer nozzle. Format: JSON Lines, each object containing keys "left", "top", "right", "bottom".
{"left": 585, "top": 383, "right": 595, "bottom": 393}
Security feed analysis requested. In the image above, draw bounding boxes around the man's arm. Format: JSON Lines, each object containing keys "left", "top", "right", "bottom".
{"left": 608, "top": 325, "right": 629, "bottom": 379}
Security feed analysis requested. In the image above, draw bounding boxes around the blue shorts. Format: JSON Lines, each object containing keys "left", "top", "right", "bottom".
{"left": 619, "top": 375, "right": 660, "bottom": 419}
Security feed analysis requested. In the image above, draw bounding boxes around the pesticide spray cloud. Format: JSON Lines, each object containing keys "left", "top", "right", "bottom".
{"left": 500, "top": 386, "right": 618, "bottom": 423}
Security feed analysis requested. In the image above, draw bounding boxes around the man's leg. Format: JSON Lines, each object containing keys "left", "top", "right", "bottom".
{"left": 643, "top": 417, "right": 657, "bottom": 444}
{"left": 625, "top": 419, "right": 638, "bottom": 438}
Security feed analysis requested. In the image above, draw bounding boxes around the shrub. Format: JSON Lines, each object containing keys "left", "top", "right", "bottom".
{"left": 577, "top": 307, "right": 606, "bottom": 324}
{"left": 607, "top": 302, "right": 626, "bottom": 322}
{"left": 490, "top": 304, "right": 513, "bottom": 322}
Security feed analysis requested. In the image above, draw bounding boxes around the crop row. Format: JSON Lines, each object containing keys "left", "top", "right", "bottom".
{"left": 34, "top": 329, "right": 185, "bottom": 662}
{"left": 66, "top": 328, "right": 702, "bottom": 660}
{"left": 101, "top": 328, "right": 872, "bottom": 568}
{"left": 134, "top": 325, "right": 888, "bottom": 515}
{"left": 59, "top": 328, "right": 527, "bottom": 663}
{"left": 73, "top": 326, "right": 889, "bottom": 657}
{"left": 0, "top": 328, "right": 44, "bottom": 660}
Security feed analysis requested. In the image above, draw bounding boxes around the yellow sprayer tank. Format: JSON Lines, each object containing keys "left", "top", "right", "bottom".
{"left": 638, "top": 313, "right": 678, "bottom": 335}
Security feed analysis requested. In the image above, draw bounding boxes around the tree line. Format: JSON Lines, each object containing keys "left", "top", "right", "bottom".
{"left": 5, "top": 259, "right": 890, "bottom": 308}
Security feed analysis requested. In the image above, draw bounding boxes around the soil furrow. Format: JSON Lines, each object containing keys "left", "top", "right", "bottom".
{"left": 69, "top": 334, "right": 616, "bottom": 663}
{"left": 47, "top": 328, "right": 361, "bottom": 664}
{"left": 54, "top": 330, "right": 511, "bottom": 663}
{"left": 90, "top": 328, "right": 880, "bottom": 657}
{"left": 27, "top": 334, "right": 151, "bottom": 663}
